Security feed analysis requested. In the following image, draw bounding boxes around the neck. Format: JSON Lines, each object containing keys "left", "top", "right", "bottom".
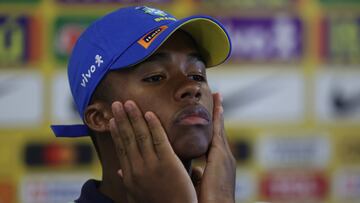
{"left": 99, "top": 164, "right": 128, "bottom": 203}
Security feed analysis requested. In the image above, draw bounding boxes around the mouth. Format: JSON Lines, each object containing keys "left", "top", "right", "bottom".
{"left": 174, "top": 105, "right": 211, "bottom": 126}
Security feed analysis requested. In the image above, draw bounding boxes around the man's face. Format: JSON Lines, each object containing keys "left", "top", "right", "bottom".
{"left": 104, "top": 31, "right": 213, "bottom": 160}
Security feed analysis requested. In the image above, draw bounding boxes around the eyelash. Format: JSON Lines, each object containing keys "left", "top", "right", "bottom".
{"left": 188, "top": 74, "right": 206, "bottom": 82}
{"left": 142, "top": 74, "right": 166, "bottom": 83}
{"left": 142, "top": 73, "right": 207, "bottom": 83}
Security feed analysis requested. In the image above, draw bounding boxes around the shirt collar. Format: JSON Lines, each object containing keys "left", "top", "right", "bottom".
{"left": 76, "top": 179, "right": 115, "bottom": 203}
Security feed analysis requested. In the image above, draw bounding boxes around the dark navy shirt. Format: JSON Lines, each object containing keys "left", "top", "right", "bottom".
{"left": 74, "top": 179, "right": 114, "bottom": 203}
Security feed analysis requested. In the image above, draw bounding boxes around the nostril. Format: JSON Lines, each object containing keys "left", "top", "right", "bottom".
{"left": 195, "top": 92, "right": 201, "bottom": 98}
{"left": 181, "top": 92, "right": 191, "bottom": 99}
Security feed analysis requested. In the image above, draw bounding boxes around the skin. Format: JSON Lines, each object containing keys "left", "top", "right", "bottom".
{"left": 84, "top": 31, "right": 236, "bottom": 203}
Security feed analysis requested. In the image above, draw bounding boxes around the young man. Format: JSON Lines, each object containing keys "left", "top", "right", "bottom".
{"left": 51, "top": 6, "right": 235, "bottom": 203}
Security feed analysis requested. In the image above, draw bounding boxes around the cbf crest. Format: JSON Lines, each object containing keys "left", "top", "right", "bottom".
{"left": 136, "top": 6, "right": 168, "bottom": 17}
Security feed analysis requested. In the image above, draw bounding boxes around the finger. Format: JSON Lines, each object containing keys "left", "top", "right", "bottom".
{"left": 109, "top": 118, "right": 130, "bottom": 175}
{"left": 213, "top": 93, "right": 233, "bottom": 153}
{"left": 191, "top": 166, "right": 203, "bottom": 185}
{"left": 144, "top": 111, "right": 174, "bottom": 159}
{"left": 212, "top": 93, "right": 224, "bottom": 144}
{"left": 124, "top": 100, "right": 156, "bottom": 160}
{"left": 112, "top": 101, "right": 142, "bottom": 165}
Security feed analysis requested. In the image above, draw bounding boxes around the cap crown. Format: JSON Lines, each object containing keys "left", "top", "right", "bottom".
{"left": 68, "top": 6, "right": 177, "bottom": 118}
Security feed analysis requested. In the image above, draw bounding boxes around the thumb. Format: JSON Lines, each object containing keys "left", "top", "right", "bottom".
{"left": 117, "top": 169, "right": 124, "bottom": 178}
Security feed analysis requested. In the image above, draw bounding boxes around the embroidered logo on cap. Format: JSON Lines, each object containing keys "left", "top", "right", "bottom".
{"left": 138, "top": 25, "right": 168, "bottom": 49}
{"left": 136, "top": 6, "right": 168, "bottom": 17}
{"left": 80, "top": 54, "right": 104, "bottom": 88}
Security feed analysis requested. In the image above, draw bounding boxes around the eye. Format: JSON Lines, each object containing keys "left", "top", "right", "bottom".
{"left": 142, "top": 74, "right": 166, "bottom": 83}
{"left": 188, "top": 74, "right": 206, "bottom": 82}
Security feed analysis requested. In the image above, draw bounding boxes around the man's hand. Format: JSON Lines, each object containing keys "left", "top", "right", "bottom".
{"left": 109, "top": 100, "right": 197, "bottom": 203}
{"left": 194, "top": 93, "right": 237, "bottom": 203}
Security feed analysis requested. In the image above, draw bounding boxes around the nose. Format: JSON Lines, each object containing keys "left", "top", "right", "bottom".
{"left": 175, "top": 79, "right": 202, "bottom": 103}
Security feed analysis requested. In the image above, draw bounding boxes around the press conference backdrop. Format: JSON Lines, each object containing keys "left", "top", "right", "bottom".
{"left": 0, "top": 0, "right": 359, "bottom": 203}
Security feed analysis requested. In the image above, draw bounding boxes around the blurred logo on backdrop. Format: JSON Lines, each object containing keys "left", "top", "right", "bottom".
{"left": 260, "top": 170, "right": 328, "bottom": 201}
{"left": 333, "top": 168, "right": 360, "bottom": 201}
{"left": 256, "top": 134, "right": 331, "bottom": 169}
{"left": 320, "top": 16, "right": 360, "bottom": 64}
{"left": 219, "top": 16, "right": 303, "bottom": 62}
{"left": 235, "top": 169, "right": 256, "bottom": 202}
{"left": 20, "top": 174, "right": 90, "bottom": 203}
{"left": 0, "top": 15, "right": 41, "bottom": 66}
{"left": 315, "top": 71, "right": 360, "bottom": 123}
{"left": 54, "top": 16, "right": 98, "bottom": 64}
{"left": 0, "top": 72, "right": 43, "bottom": 127}
{"left": 207, "top": 69, "right": 305, "bottom": 123}
{"left": 24, "top": 142, "right": 93, "bottom": 167}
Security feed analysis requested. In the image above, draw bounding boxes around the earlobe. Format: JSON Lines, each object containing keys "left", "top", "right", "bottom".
{"left": 84, "top": 102, "right": 112, "bottom": 133}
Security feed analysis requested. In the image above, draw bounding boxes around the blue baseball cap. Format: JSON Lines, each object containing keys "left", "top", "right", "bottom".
{"left": 51, "top": 6, "right": 231, "bottom": 138}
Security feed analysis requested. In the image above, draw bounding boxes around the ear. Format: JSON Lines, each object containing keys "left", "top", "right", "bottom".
{"left": 84, "top": 102, "right": 112, "bottom": 133}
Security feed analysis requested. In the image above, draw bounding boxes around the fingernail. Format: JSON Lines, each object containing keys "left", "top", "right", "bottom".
{"left": 219, "top": 93, "right": 223, "bottom": 102}
{"left": 144, "top": 112, "right": 152, "bottom": 121}
{"left": 219, "top": 106, "right": 224, "bottom": 114}
{"left": 118, "top": 169, "right": 123, "bottom": 178}
{"left": 124, "top": 101, "right": 134, "bottom": 112}
{"left": 112, "top": 102, "right": 122, "bottom": 113}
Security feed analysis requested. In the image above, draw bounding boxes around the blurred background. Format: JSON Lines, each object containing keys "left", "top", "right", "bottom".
{"left": 0, "top": 0, "right": 359, "bottom": 202}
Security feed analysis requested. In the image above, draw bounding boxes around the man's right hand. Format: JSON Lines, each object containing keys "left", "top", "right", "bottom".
{"left": 109, "top": 100, "right": 197, "bottom": 203}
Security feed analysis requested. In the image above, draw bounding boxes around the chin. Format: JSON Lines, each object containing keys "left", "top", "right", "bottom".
{"left": 170, "top": 128, "right": 212, "bottom": 161}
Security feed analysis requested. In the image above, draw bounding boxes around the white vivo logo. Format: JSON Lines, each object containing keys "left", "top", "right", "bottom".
{"left": 80, "top": 54, "right": 104, "bottom": 88}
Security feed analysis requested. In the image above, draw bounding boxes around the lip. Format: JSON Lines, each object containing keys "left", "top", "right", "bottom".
{"left": 174, "top": 105, "right": 211, "bottom": 126}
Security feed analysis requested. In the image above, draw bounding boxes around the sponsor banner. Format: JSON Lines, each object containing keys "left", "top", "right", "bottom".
{"left": 0, "top": 181, "right": 15, "bottom": 203}
{"left": 256, "top": 134, "right": 331, "bottom": 168}
{"left": 52, "top": 72, "right": 82, "bottom": 124}
{"left": 320, "top": 16, "right": 360, "bottom": 64}
{"left": 260, "top": 170, "right": 328, "bottom": 201}
{"left": 54, "top": 16, "right": 97, "bottom": 63}
{"left": 315, "top": 70, "right": 360, "bottom": 123}
{"left": 0, "top": 15, "right": 41, "bottom": 66}
{"left": 200, "top": 0, "right": 295, "bottom": 8}
{"left": 232, "top": 139, "right": 251, "bottom": 163}
{"left": 207, "top": 68, "right": 305, "bottom": 123}
{"left": 235, "top": 169, "right": 256, "bottom": 202}
{"left": 335, "top": 134, "right": 360, "bottom": 164}
{"left": 20, "top": 174, "right": 90, "bottom": 203}
{"left": 24, "top": 141, "right": 94, "bottom": 167}
{"left": 333, "top": 168, "right": 360, "bottom": 201}
{"left": 0, "top": 72, "right": 43, "bottom": 126}
{"left": 57, "top": 0, "right": 171, "bottom": 4}
{"left": 220, "top": 16, "right": 303, "bottom": 62}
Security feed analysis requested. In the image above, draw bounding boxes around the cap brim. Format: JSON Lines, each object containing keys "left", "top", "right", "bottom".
{"left": 110, "top": 15, "right": 232, "bottom": 71}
